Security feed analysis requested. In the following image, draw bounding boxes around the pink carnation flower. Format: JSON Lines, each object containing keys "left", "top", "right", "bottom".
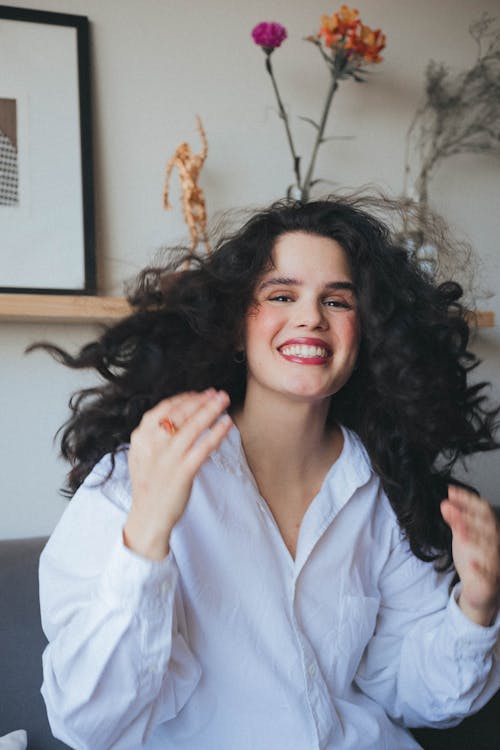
{"left": 251, "top": 22, "right": 287, "bottom": 51}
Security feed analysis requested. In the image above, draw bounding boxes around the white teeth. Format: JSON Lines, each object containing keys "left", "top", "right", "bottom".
{"left": 280, "top": 344, "right": 329, "bottom": 358}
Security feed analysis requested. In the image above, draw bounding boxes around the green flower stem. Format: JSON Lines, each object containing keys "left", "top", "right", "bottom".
{"left": 301, "top": 72, "right": 338, "bottom": 202}
{"left": 265, "top": 53, "right": 302, "bottom": 191}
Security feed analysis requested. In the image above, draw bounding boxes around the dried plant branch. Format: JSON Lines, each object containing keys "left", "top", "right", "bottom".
{"left": 404, "top": 13, "right": 500, "bottom": 207}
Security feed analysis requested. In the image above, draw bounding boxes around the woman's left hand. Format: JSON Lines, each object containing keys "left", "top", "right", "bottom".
{"left": 441, "top": 485, "right": 500, "bottom": 626}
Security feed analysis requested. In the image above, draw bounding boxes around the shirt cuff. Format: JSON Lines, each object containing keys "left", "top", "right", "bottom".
{"left": 447, "top": 582, "right": 500, "bottom": 653}
{"left": 97, "top": 533, "right": 179, "bottom": 618}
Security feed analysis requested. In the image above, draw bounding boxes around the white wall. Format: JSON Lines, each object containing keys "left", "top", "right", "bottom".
{"left": 1, "top": 0, "right": 499, "bottom": 538}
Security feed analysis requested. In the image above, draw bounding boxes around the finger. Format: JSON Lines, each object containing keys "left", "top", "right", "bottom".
{"left": 441, "top": 500, "right": 468, "bottom": 540}
{"left": 446, "top": 487, "right": 497, "bottom": 528}
{"left": 174, "top": 391, "right": 231, "bottom": 454}
{"left": 442, "top": 497, "right": 496, "bottom": 534}
{"left": 158, "top": 389, "right": 228, "bottom": 440}
{"left": 442, "top": 500, "right": 499, "bottom": 549}
{"left": 131, "top": 394, "right": 203, "bottom": 449}
{"left": 458, "top": 504, "right": 498, "bottom": 544}
{"left": 463, "top": 525, "right": 499, "bottom": 549}
{"left": 144, "top": 390, "right": 215, "bottom": 432}
{"left": 166, "top": 388, "right": 219, "bottom": 430}
{"left": 447, "top": 485, "right": 486, "bottom": 514}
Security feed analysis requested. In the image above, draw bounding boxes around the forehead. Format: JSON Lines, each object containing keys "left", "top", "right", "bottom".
{"left": 266, "top": 231, "right": 353, "bottom": 279}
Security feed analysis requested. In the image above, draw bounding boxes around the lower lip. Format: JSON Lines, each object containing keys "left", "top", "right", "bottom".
{"left": 279, "top": 351, "right": 331, "bottom": 365}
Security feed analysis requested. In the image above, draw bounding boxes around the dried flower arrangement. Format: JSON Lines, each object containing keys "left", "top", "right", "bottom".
{"left": 162, "top": 116, "right": 210, "bottom": 263}
{"left": 404, "top": 12, "right": 500, "bottom": 211}
{"left": 251, "top": 6, "right": 386, "bottom": 202}
{"left": 401, "top": 13, "right": 500, "bottom": 299}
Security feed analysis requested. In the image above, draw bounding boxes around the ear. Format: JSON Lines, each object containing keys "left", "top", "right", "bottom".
{"left": 234, "top": 322, "right": 246, "bottom": 352}
{"left": 233, "top": 350, "right": 246, "bottom": 364}
{"left": 233, "top": 325, "right": 246, "bottom": 364}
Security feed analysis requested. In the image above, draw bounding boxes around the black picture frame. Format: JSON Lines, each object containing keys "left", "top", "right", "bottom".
{"left": 0, "top": 5, "right": 96, "bottom": 294}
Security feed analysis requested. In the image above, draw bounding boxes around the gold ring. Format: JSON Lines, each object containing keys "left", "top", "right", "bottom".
{"left": 159, "top": 416, "right": 177, "bottom": 435}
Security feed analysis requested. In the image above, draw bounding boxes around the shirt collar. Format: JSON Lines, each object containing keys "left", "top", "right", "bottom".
{"left": 210, "top": 422, "right": 373, "bottom": 501}
{"left": 209, "top": 424, "right": 247, "bottom": 477}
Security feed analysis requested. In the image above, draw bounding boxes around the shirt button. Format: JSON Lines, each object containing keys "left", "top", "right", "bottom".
{"left": 308, "top": 663, "right": 316, "bottom": 677}
{"left": 160, "top": 582, "right": 169, "bottom": 596}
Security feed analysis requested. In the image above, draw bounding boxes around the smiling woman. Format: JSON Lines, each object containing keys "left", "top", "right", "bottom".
{"left": 30, "top": 197, "right": 500, "bottom": 750}
{"left": 241, "top": 232, "right": 360, "bottom": 411}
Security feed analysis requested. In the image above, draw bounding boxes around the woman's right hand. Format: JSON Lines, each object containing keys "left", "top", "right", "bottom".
{"left": 124, "top": 389, "right": 232, "bottom": 560}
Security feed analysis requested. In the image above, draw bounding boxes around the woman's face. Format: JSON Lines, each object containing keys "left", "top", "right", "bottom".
{"left": 243, "top": 231, "right": 360, "bottom": 406}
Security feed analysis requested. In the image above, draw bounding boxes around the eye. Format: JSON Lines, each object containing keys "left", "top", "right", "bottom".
{"left": 269, "top": 294, "right": 293, "bottom": 303}
{"left": 324, "top": 298, "right": 353, "bottom": 309}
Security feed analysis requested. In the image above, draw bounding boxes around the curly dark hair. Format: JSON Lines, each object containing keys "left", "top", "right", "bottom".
{"left": 29, "top": 196, "right": 499, "bottom": 567}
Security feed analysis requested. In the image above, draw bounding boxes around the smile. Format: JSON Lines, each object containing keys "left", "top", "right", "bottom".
{"left": 278, "top": 341, "right": 333, "bottom": 365}
{"left": 280, "top": 344, "right": 330, "bottom": 358}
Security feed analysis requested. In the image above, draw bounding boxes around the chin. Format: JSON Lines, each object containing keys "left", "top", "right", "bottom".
{"left": 279, "top": 382, "right": 334, "bottom": 401}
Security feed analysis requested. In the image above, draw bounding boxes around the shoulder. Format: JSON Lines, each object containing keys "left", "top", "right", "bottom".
{"left": 339, "top": 425, "right": 405, "bottom": 539}
{"left": 80, "top": 446, "right": 132, "bottom": 513}
{"left": 41, "top": 448, "right": 132, "bottom": 576}
{"left": 45, "top": 449, "right": 132, "bottom": 552}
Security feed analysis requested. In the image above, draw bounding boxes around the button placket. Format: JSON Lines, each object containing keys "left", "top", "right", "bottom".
{"left": 290, "top": 581, "right": 337, "bottom": 748}
{"left": 160, "top": 581, "right": 169, "bottom": 596}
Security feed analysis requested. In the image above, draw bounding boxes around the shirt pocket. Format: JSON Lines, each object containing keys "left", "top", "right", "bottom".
{"left": 331, "top": 594, "right": 380, "bottom": 688}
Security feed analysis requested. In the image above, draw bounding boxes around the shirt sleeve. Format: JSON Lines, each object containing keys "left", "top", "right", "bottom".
{"left": 354, "top": 529, "right": 500, "bottom": 729}
{"left": 39, "top": 456, "right": 201, "bottom": 750}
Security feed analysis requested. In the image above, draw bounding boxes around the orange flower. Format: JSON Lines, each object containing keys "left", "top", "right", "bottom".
{"left": 319, "top": 27, "right": 340, "bottom": 48}
{"left": 337, "top": 5, "right": 360, "bottom": 29}
{"left": 320, "top": 13, "right": 340, "bottom": 33}
{"left": 318, "top": 6, "right": 364, "bottom": 50}
{"left": 352, "top": 25, "right": 386, "bottom": 62}
{"left": 319, "top": 13, "right": 341, "bottom": 47}
{"left": 317, "top": 6, "right": 385, "bottom": 62}
{"left": 360, "top": 25, "right": 376, "bottom": 47}
{"left": 334, "top": 20, "right": 384, "bottom": 62}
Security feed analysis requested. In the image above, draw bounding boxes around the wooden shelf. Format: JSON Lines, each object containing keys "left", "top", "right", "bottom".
{"left": 0, "top": 294, "right": 131, "bottom": 322}
{"left": 471, "top": 310, "right": 495, "bottom": 328}
{"left": 0, "top": 294, "right": 495, "bottom": 328}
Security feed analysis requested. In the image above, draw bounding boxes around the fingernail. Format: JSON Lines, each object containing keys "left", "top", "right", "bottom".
{"left": 204, "top": 388, "right": 216, "bottom": 396}
{"left": 216, "top": 390, "right": 228, "bottom": 402}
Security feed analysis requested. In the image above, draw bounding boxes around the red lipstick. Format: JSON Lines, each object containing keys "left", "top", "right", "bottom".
{"left": 278, "top": 337, "right": 332, "bottom": 365}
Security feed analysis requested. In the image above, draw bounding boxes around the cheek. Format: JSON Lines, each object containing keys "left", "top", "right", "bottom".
{"left": 244, "top": 305, "right": 282, "bottom": 346}
{"left": 341, "top": 316, "right": 361, "bottom": 357}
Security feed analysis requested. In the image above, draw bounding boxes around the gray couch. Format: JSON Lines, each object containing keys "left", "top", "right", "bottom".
{"left": 0, "top": 536, "right": 498, "bottom": 750}
{"left": 0, "top": 537, "right": 69, "bottom": 749}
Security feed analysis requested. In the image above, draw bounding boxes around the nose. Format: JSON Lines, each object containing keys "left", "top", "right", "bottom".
{"left": 294, "top": 297, "right": 328, "bottom": 329}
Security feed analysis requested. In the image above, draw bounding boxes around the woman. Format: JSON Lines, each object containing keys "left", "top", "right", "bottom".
{"left": 37, "top": 198, "right": 500, "bottom": 749}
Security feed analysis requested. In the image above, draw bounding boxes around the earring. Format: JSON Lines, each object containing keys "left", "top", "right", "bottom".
{"left": 233, "top": 350, "right": 246, "bottom": 364}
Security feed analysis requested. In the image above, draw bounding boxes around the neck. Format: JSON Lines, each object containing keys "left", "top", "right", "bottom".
{"left": 232, "top": 388, "right": 341, "bottom": 485}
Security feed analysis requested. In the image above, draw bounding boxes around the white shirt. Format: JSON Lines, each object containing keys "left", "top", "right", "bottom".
{"left": 39, "top": 425, "right": 500, "bottom": 750}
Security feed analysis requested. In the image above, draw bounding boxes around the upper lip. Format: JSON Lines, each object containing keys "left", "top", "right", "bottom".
{"left": 278, "top": 337, "right": 332, "bottom": 354}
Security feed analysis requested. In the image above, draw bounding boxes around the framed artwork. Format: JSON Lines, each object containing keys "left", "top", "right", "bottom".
{"left": 0, "top": 5, "right": 96, "bottom": 294}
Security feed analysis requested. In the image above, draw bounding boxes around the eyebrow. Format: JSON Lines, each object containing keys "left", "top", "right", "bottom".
{"left": 257, "top": 276, "right": 356, "bottom": 293}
